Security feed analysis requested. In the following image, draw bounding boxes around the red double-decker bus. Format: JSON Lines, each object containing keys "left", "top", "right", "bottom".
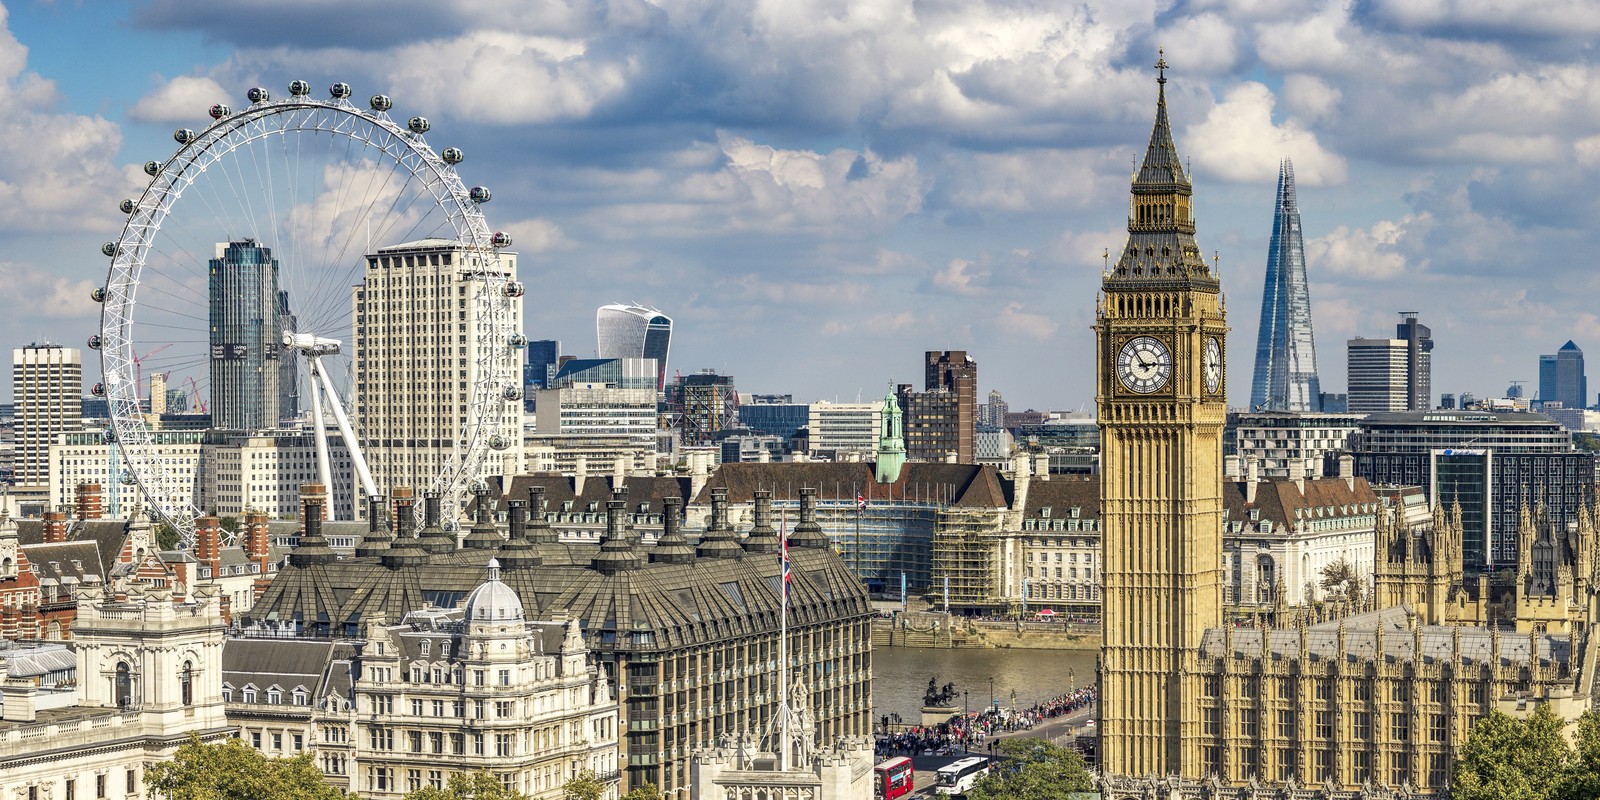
{"left": 875, "top": 756, "right": 914, "bottom": 799}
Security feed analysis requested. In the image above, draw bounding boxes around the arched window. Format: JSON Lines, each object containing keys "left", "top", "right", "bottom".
{"left": 115, "top": 661, "right": 132, "bottom": 710}
{"left": 181, "top": 661, "right": 194, "bottom": 706}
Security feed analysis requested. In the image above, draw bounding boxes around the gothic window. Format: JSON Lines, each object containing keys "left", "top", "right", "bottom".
{"left": 181, "top": 661, "right": 194, "bottom": 706}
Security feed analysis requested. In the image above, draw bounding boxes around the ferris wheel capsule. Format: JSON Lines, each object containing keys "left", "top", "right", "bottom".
{"left": 247, "top": 87, "right": 270, "bottom": 104}
{"left": 502, "top": 280, "right": 523, "bottom": 298}
{"left": 502, "top": 385, "right": 523, "bottom": 401}
{"left": 144, "top": 160, "right": 161, "bottom": 176}
{"left": 491, "top": 231, "right": 512, "bottom": 248}
{"left": 369, "top": 94, "right": 392, "bottom": 112}
{"left": 174, "top": 128, "right": 196, "bottom": 145}
{"left": 509, "top": 334, "right": 527, "bottom": 348}
{"left": 407, "top": 116, "right": 430, "bottom": 134}
{"left": 91, "top": 287, "right": 107, "bottom": 303}
{"left": 488, "top": 434, "right": 511, "bottom": 451}
{"left": 87, "top": 335, "right": 103, "bottom": 350}
{"left": 329, "top": 82, "right": 352, "bottom": 99}
{"left": 119, "top": 199, "right": 136, "bottom": 214}
{"left": 441, "top": 147, "right": 464, "bottom": 164}
{"left": 469, "top": 186, "right": 491, "bottom": 204}
{"left": 120, "top": 470, "right": 136, "bottom": 486}
{"left": 91, "top": 382, "right": 105, "bottom": 397}
{"left": 101, "top": 429, "right": 116, "bottom": 444}
{"left": 288, "top": 80, "right": 311, "bottom": 96}
{"left": 102, "top": 242, "right": 120, "bottom": 257}
{"left": 209, "top": 104, "right": 231, "bottom": 120}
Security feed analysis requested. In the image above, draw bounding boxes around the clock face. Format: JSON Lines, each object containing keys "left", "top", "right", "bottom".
{"left": 1117, "top": 336, "right": 1171, "bottom": 394}
{"left": 1204, "top": 337, "right": 1222, "bottom": 394}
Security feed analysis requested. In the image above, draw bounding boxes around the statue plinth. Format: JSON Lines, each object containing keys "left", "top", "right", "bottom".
{"left": 920, "top": 705, "right": 961, "bottom": 727}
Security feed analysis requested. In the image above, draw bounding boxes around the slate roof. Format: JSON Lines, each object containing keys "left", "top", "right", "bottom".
{"left": 24, "top": 541, "right": 103, "bottom": 586}
{"left": 1020, "top": 477, "right": 1099, "bottom": 519}
{"left": 1223, "top": 476, "right": 1380, "bottom": 529}
{"left": 222, "top": 638, "right": 337, "bottom": 706}
{"left": 695, "top": 462, "right": 1013, "bottom": 508}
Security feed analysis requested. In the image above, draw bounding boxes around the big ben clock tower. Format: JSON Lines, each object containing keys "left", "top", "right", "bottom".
{"left": 1096, "top": 54, "right": 1227, "bottom": 781}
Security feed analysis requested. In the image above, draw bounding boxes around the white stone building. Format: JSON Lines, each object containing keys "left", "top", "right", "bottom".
{"left": 224, "top": 561, "right": 620, "bottom": 798}
{"left": 0, "top": 585, "right": 233, "bottom": 799}
{"left": 353, "top": 239, "right": 524, "bottom": 500}
{"left": 805, "top": 402, "right": 880, "bottom": 458}
{"left": 12, "top": 343, "right": 81, "bottom": 488}
{"left": 49, "top": 429, "right": 204, "bottom": 516}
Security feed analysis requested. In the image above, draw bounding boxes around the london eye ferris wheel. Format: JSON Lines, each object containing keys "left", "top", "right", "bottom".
{"left": 92, "top": 80, "right": 523, "bottom": 548}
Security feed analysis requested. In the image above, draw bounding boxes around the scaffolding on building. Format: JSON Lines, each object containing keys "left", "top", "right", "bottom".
{"left": 668, "top": 369, "right": 740, "bottom": 446}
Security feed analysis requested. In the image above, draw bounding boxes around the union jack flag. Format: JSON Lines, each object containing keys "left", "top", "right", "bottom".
{"left": 781, "top": 528, "right": 792, "bottom": 598}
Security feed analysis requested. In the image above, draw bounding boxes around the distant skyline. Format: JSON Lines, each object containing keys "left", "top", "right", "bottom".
{"left": 2, "top": 1, "right": 1599, "bottom": 410}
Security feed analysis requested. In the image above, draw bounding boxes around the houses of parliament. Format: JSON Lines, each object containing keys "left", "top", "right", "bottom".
{"left": 1096, "top": 57, "right": 1598, "bottom": 798}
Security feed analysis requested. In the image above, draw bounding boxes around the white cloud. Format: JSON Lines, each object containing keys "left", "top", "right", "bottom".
{"left": 995, "top": 302, "right": 1059, "bottom": 340}
{"left": 1186, "top": 82, "right": 1346, "bottom": 186}
{"left": 1280, "top": 74, "right": 1341, "bottom": 123}
{"left": 0, "top": 262, "right": 99, "bottom": 320}
{"left": 1305, "top": 215, "right": 1427, "bottom": 280}
{"left": 493, "top": 217, "right": 570, "bottom": 254}
{"left": 931, "top": 258, "right": 988, "bottom": 296}
{"left": 128, "top": 76, "right": 230, "bottom": 124}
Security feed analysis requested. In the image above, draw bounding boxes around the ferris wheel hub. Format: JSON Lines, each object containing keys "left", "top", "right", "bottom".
{"left": 283, "top": 331, "right": 342, "bottom": 356}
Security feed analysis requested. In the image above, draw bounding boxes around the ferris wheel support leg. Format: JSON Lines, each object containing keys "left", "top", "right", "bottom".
{"left": 313, "top": 355, "right": 377, "bottom": 499}
{"left": 307, "top": 358, "right": 335, "bottom": 521}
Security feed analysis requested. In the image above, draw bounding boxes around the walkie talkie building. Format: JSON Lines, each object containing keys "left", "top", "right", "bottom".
{"left": 1249, "top": 158, "right": 1323, "bottom": 411}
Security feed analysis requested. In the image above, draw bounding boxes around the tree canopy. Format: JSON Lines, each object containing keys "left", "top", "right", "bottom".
{"left": 965, "top": 738, "right": 1093, "bottom": 800}
{"left": 560, "top": 772, "right": 607, "bottom": 800}
{"left": 145, "top": 734, "right": 346, "bottom": 800}
{"left": 404, "top": 771, "right": 526, "bottom": 800}
{"left": 1451, "top": 706, "right": 1600, "bottom": 800}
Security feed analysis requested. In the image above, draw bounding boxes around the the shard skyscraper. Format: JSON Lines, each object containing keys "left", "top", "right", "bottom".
{"left": 1250, "top": 158, "right": 1323, "bottom": 411}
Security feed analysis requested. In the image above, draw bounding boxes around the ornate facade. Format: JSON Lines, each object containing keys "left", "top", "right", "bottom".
{"left": 1095, "top": 60, "right": 1599, "bottom": 799}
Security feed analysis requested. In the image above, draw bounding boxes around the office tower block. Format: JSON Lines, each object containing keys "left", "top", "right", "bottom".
{"left": 924, "top": 350, "right": 977, "bottom": 462}
{"left": 1249, "top": 158, "right": 1323, "bottom": 411}
{"left": 524, "top": 339, "right": 561, "bottom": 390}
{"left": 1095, "top": 60, "right": 1227, "bottom": 781}
{"left": 353, "top": 239, "right": 523, "bottom": 496}
{"left": 12, "top": 343, "right": 82, "bottom": 485}
{"left": 208, "top": 240, "right": 296, "bottom": 431}
{"left": 668, "top": 370, "right": 737, "bottom": 446}
{"left": 1346, "top": 337, "right": 1409, "bottom": 412}
{"left": 596, "top": 304, "right": 672, "bottom": 391}
{"left": 1396, "top": 311, "right": 1433, "bottom": 410}
{"left": 1538, "top": 340, "right": 1586, "bottom": 410}
{"left": 979, "top": 389, "right": 1008, "bottom": 428}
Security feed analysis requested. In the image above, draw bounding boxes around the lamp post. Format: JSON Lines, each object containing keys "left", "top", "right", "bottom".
{"left": 1069, "top": 667, "right": 1076, "bottom": 692}
{"left": 988, "top": 677, "right": 994, "bottom": 710}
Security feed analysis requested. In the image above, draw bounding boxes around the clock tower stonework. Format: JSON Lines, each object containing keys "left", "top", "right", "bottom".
{"left": 1096, "top": 56, "right": 1227, "bottom": 781}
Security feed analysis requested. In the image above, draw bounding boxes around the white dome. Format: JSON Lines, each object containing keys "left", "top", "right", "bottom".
{"left": 463, "top": 559, "right": 524, "bottom": 623}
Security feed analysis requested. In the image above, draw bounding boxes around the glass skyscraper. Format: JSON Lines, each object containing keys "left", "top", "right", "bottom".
{"left": 208, "top": 240, "right": 296, "bottom": 431}
{"left": 596, "top": 303, "right": 672, "bottom": 391}
{"left": 1249, "top": 159, "right": 1322, "bottom": 411}
{"left": 1538, "top": 340, "right": 1586, "bottom": 409}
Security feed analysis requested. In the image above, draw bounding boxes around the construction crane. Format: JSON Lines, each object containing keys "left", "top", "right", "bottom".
{"left": 131, "top": 343, "right": 171, "bottom": 407}
{"left": 185, "top": 376, "right": 209, "bottom": 414}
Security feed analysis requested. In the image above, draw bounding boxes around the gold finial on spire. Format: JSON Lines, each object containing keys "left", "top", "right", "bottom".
{"left": 1155, "top": 48, "right": 1168, "bottom": 85}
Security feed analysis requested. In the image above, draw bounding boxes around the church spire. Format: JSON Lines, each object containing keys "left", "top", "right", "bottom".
{"left": 1136, "top": 50, "right": 1190, "bottom": 191}
{"left": 1107, "top": 52, "right": 1213, "bottom": 289}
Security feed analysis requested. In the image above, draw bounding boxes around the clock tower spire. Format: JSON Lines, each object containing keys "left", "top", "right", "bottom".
{"left": 1096, "top": 55, "right": 1227, "bottom": 781}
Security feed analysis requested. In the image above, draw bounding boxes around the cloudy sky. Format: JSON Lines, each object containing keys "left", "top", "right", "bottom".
{"left": 4, "top": 0, "right": 1599, "bottom": 411}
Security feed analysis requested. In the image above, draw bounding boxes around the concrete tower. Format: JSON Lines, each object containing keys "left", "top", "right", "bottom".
{"left": 1249, "top": 158, "right": 1322, "bottom": 411}
{"left": 12, "top": 343, "right": 82, "bottom": 486}
{"left": 1095, "top": 55, "right": 1226, "bottom": 780}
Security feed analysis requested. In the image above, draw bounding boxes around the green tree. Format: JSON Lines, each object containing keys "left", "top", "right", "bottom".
{"left": 561, "top": 772, "right": 606, "bottom": 800}
{"left": 154, "top": 523, "right": 182, "bottom": 551}
{"left": 1318, "top": 557, "right": 1366, "bottom": 606}
{"left": 620, "top": 783, "right": 661, "bottom": 800}
{"left": 145, "top": 734, "right": 346, "bottom": 800}
{"left": 1557, "top": 711, "right": 1600, "bottom": 800}
{"left": 1452, "top": 704, "right": 1572, "bottom": 800}
{"left": 405, "top": 770, "right": 525, "bottom": 800}
{"left": 966, "top": 738, "right": 1092, "bottom": 800}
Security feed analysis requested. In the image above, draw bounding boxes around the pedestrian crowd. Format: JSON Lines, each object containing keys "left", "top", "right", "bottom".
{"left": 874, "top": 686, "right": 1098, "bottom": 758}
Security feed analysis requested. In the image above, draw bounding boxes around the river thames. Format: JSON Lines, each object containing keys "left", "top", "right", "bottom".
{"left": 870, "top": 646, "right": 1099, "bottom": 723}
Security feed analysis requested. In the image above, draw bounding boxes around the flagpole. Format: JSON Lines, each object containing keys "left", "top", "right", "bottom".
{"left": 780, "top": 508, "right": 792, "bottom": 770}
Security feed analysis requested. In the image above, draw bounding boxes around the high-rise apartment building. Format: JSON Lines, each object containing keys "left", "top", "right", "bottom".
{"left": 12, "top": 343, "right": 82, "bottom": 486}
{"left": 923, "top": 350, "right": 977, "bottom": 462}
{"left": 1397, "top": 311, "right": 1433, "bottom": 409}
{"left": 1249, "top": 158, "right": 1323, "bottom": 411}
{"left": 208, "top": 240, "right": 297, "bottom": 431}
{"left": 897, "top": 383, "right": 960, "bottom": 462}
{"left": 352, "top": 239, "right": 523, "bottom": 498}
{"left": 978, "top": 389, "right": 1008, "bottom": 428}
{"left": 1347, "top": 313, "right": 1433, "bottom": 412}
{"left": 1538, "top": 340, "right": 1586, "bottom": 410}
{"left": 1346, "top": 337, "right": 1409, "bottom": 412}
{"left": 596, "top": 304, "right": 672, "bottom": 391}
